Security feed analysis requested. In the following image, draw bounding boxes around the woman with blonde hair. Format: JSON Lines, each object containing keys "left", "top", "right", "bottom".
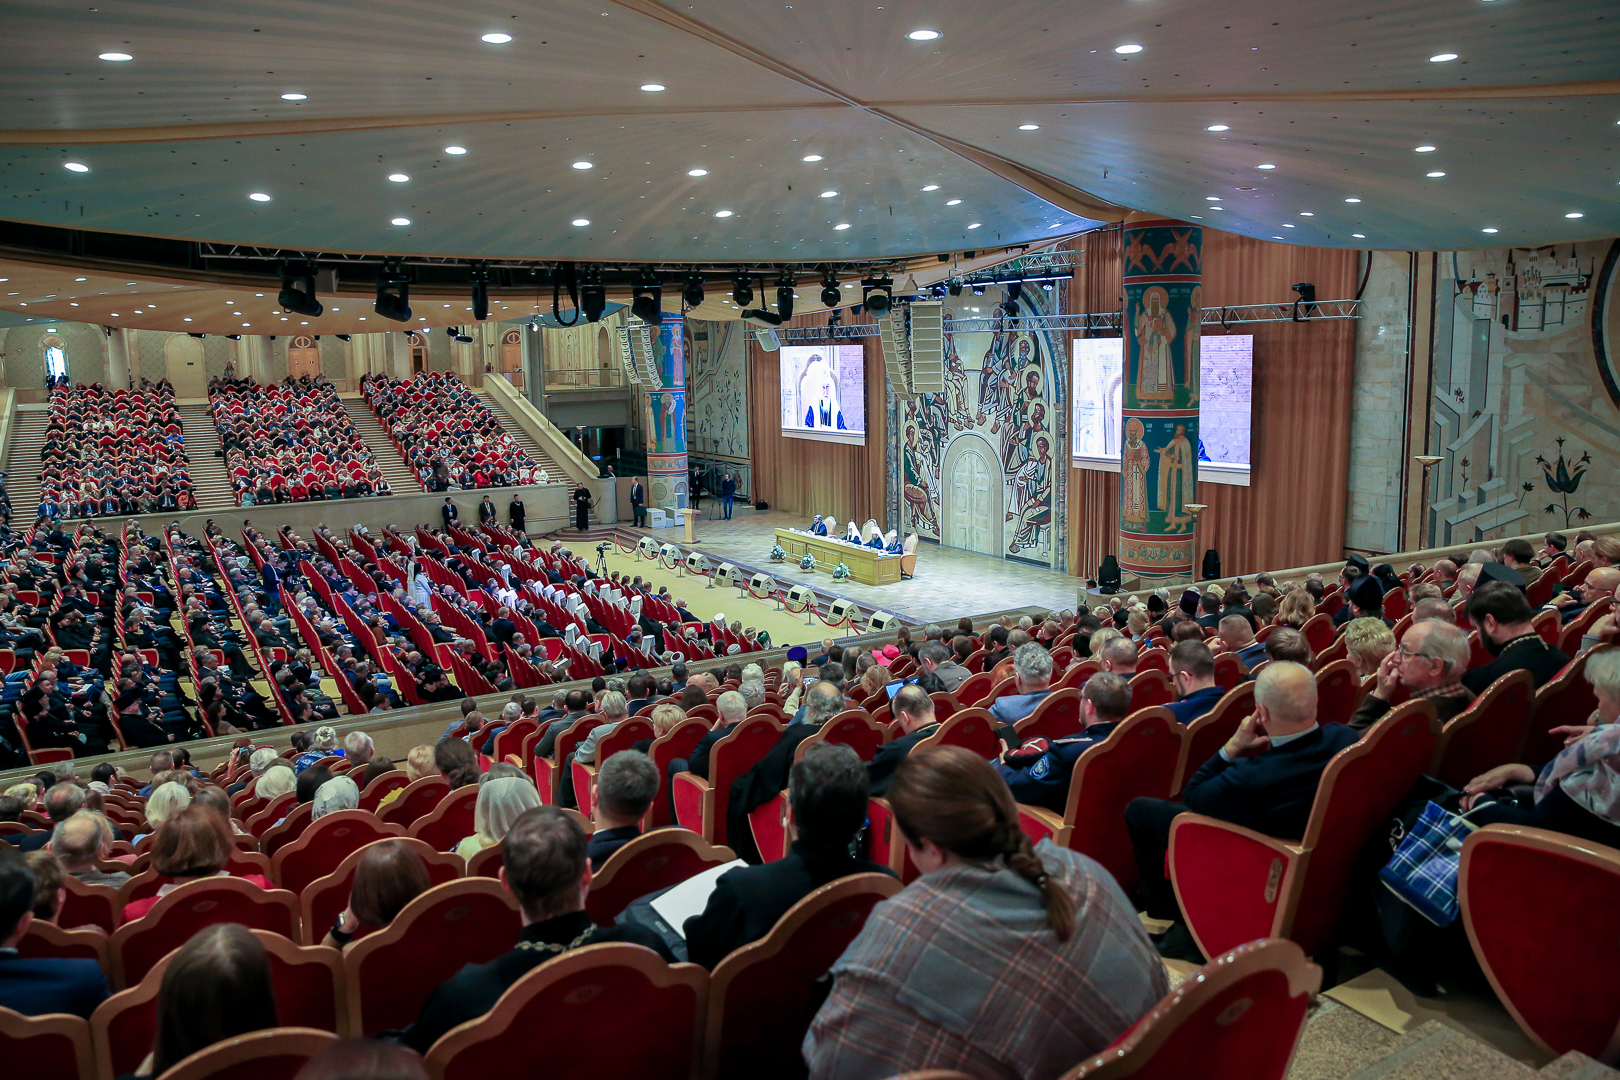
{"left": 136, "top": 780, "right": 192, "bottom": 842}
{"left": 452, "top": 773, "right": 541, "bottom": 859}
{"left": 650, "top": 703, "right": 687, "bottom": 739}
{"left": 379, "top": 745, "right": 438, "bottom": 811}
{"left": 1344, "top": 616, "right": 1396, "bottom": 677}
{"left": 1276, "top": 589, "right": 1316, "bottom": 629}
{"left": 859, "top": 664, "right": 891, "bottom": 698}
{"left": 807, "top": 746, "right": 1166, "bottom": 1080}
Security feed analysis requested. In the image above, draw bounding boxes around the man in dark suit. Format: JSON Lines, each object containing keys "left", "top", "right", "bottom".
{"left": 1125, "top": 662, "right": 1359, "bottom": 958}
{"left": 478, "top": 496, "right": 498, "bottom": 525}
{"left": 1165, "top": 639, "right": 1227, "bottom": 725}
{"left": 810, "top": 515, "right": 828, "bottom": 536}
{"left": 508, "top": 495, "right": 526, "bottom": 535}
{"left": 13, "top": 783, "right": 86, "bottom": 853}
{"left": 1352, "top": 619, "right": 1474, "bottom": 731}
{"left": 404, "top": 807, "right": 673, "bottom": 1052}
{"left": 686, "top": 742, "right": 892, "bottom": 968}
{"left": 725, "top": 681, "right": 845, "bottom": 863}
{"left": 623, "top": 672, "right": 655, "bottom": 717}
{"left": 585, "top": 750, "right": 658, "bottom": 871}
{"left": 995, "top": 673, "right": 1131, "bottom": 813}
{"left": 488, "top": 608, "right": 518, "bottom": 647}
{"left": 1465, "top": 581, "right": 1571, "bottom": 695}
{"left": 867, "top": 685, "right": 938, "bottom": 797}
{"left": 630, "top": 477, "right": 647, "bottom": 528}
{"left": 0, "top": 847, "right": 109, "bottom": 1017}
{"left": 440, "top": 497, "right": 459, "bottom": 530}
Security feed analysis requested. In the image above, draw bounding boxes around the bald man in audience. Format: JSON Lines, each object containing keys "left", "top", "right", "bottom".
{"left": 50, "top": 811, "right": 129, "bottom": 888}
{"left": 1453, "top": 563, "right": 1483, "bottom": 599}
{"left": 1097, "top": 637, "right": 1138, "bottom": 676}
{"left": 1124, "top": 662, "right": 1360, "bottom": 959}
{"left": 1411, "top": 597, "right": 1455, "bottom": 625}
{"left": 865, "top": 685, "right": 939, "bottom": 797}
{"left": 1431, "top": 559, "right": 1459, "bottom": 587}
{"left": 1550, "top": 566, "right": 1620, "bottom": 625}
{"left": 1352, "top": 620, "right": 1473, "bottom": 731}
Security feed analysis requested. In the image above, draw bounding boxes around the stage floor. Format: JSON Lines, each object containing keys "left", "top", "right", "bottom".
{"left": 617, "top": 506, "right": 1084, "bottom": 624}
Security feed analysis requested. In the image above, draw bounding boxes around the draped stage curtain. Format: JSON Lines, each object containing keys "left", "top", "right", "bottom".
{"left": 1067, "top": 227, "right": 1358, "bottom": 579}
{"left": 747, "top": 310, "right": 888, "bottom": 525}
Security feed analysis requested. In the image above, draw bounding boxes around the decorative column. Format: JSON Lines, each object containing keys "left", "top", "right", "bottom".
{"left": 107, "top": 329, "right": 133, "bottom": 389}
{"left": 644, "top": 315, "right": 688, "bottom": 511}
{"left": 1118, "top": 215, "right": 1202, "bottom": 581}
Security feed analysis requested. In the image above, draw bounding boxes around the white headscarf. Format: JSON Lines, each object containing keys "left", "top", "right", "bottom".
{"left": 474, "top": 776, "right": 541, "bottom": 843}
{"left": 313, "top": 775, "right": 360, "bottom": 819}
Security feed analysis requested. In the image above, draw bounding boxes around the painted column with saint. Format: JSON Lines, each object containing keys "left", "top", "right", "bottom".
{"left": 1118, "top": 215, "right": 1201, "bottom": 579}
{"left": 644, "top": 315, "right": 689, "bottom": 510}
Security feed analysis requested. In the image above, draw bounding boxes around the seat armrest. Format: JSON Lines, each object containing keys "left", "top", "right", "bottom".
{"left": 671, "top": 773, "right": 711, "bottom": 837}
{"left": 1016, "top": 804, "right": 1067, "bottom": 847}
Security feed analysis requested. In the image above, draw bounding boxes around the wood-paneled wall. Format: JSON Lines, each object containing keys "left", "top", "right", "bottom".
{"left": 748, "top": 311, "right": 887, "bottom": 524}
{"left": 1066, "top": 227, "right": 1359, "bottom": 579}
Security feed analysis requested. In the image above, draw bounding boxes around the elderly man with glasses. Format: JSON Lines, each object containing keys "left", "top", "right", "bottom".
{"left": 1350, "top": 619, "right": 1474, "bottom": 732}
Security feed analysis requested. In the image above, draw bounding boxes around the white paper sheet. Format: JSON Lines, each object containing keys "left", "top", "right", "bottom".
{"left": 648, "top": 859, "right": 747, "bottom": 938}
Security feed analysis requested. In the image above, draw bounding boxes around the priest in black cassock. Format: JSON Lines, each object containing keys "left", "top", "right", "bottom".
{"left": 509, "top": 494, "right": 526, "bottom": 535}
{"left": 572, "top": 484, "right": 593, "bottom": 531}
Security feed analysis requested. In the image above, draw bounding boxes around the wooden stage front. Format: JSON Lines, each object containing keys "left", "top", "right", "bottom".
{"left": 774, "top": 528, "right": 902, "bottom": 585}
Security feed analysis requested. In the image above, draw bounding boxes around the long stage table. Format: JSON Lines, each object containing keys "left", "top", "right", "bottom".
{"left": 775, "top": 528, "right": 903, "bottom": 585}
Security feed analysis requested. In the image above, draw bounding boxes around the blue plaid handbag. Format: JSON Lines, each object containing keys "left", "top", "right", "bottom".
{"left": 1378, "top": 800, "right": 1480, "bottom": 926}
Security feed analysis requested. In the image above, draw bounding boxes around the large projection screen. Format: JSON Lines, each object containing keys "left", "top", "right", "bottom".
{"left": 779, "top": 344, "right": 866, "bottom": 446}
{"left": 1070, "top": 335, "right": 1253, "bottom": 485}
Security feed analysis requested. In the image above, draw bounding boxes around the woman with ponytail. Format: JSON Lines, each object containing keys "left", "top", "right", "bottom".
{"left": 806, "top": 746, "right": 1167, "bottom": 1080}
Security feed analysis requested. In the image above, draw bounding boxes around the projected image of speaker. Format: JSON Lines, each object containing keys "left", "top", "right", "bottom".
{"left": 868, "top": 611, "right": 902, "bottom": 633}
{"left": 637, "top": 536, "right": 660, "bottom": 559}
{"left": 779, "top": 344, "right": 867, "bottom": 447}
{"left": 828, "top": 597, "right": 861, "bottom": 625}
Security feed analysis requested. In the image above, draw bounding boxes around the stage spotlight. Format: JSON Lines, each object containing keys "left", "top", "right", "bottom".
{"left": 336, "top": 334, "right": 351, "bottom": 341}
{"left": 580, "top": 266, "right": 607, "bottom": 323}
{"left": 775, "top": 271, "right": 795, "bottom": 321}
{"left": 731, "top": 272, "right": 754, "bottom": 307}
{"left": 227, "top": 334, "right": 242, "bottom": 340}
{"left": 819, "top": 267, "right": 840, "bottom": 307}
{"left": 947, "top": 280, "right": 963, "bottom": 297}
{"left": 469, "top": 261, "right": 492, "bottom": 321}
{"left": 682, "top": 270, "right": 705, "bottom": 308}
{"left": 447, "top": 327, "right": 475, "bottom": 343}
{"left": 277, "top": 262, "right": 323, "bottom": 318}
{"left": 374, "top": 259, "right": 412, "bottom": 322}
{"left": 971, "top": 284, "right": 986, "bottom": 296}
{"left": 1006, "top": 281, "right": 1024, "bottom": 304}
{"left": 186, "top": 332, "right": 205, "bottom": 339}
{"left": 1002, "top": 299, "right": 1020, "bottom": 317}
{"left": 1291, "top": 281, "right": 1317, "bottom": 322}
{"left": 528, "top": 321, "right": 539, "bottom": 333}
{"left": 630, "top": 267, "right": 663, "bottom": 325}
{"left": 862, "top": 277, "right": 894, "bottom": 316}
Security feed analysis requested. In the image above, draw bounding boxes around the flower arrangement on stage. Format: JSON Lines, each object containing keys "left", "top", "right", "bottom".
{"left": 770, "top": 543, "right": 786, "bottom": 562}
{"left": 799, "top": 553, "right": 817, "bottom": 571}
{"left": 832, "top": 562, "right": 852, "bottom": 581}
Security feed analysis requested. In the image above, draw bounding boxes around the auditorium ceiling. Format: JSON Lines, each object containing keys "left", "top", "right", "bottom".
{"left": 0, "top": 0, "right": 1615, "bottom": 265}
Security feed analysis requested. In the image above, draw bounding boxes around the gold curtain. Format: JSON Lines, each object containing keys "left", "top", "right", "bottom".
{"left": 1067, "top": 226, "right": 1358, "bottom": 578}
{"left": 747, "top": 310, "right": 888, "bottom": 524}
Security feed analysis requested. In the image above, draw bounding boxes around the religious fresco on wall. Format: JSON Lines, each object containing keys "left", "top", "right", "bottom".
{"left": 686, "top": 320, "right": 749, "bottom": 458}
{"left": 900, "top": 284, "right": 1064, "bottom": 565}
{"left": 1428, "top": 239, "right": 1620, "bottom": 545}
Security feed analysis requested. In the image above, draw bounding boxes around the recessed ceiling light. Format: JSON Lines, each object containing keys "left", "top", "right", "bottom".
{"left": 1429, "top": 53, "right": 1458, "bottom": 62}
{"left": 1018, "top": 124, "right": 1040, "bottom": 131}
{"left": 248, "top": 192, "right": 271, "bottom": 202}
{"left": 571, "top": 218, "right": 590, "bottom": 226}
{"left": 1352, "top": 233, "right": 1366, "bottom": 239}
{"left": 1415, "top": 145, "right": 1436, "bottom": 153}
{"left": 714, "top": 210, "right": 733, "bottom": 217}
{"left": 1257, "top": 163, "right": 1277, "bottom": 170}
{"left": 907, "top": 29, "right": 940, "bottom": 40}
{"left": 74, "top": 277, "right": 86, "bottom": 281}
{"left": 98, "top": 52, "right": 132, "bottom": 62}
{"left": 242, "top": 322, "right": 251, "bottom": 327}
{"left": 1282, "top": 223, "right": 1296, "bottom": 228}
{"left": 1272, "top": 236, "right": 1284, "bottom": 240}
{"left": 1189, "top": 215, "right": 1203, "bottom": 220}
{"left": 63, "top": 162, "right": 90, "bottom": 173}
{"left": 946, "top": 198, "right": 962, "bottom": 206}
{"left": 445, "top": 145, "right": 467, "bottom": 155}
{"left": 967, "top": 223, "right": 981, "bottom": 229}
{"left": 640, "top": 83, "right": 666, "bottom": 92}
{"left": 109, "top": 312, "right": 119, "bottom": 317}
{"left": 1482, "top": 227, "right": 1499, "bottom": 234}
{"left": 1205, "top": 124, "right": 1229, "bottom": 132}
{"left": 1299, "top": 212, "right": 1314, "bottom": 216}
{"left": 1426, "top": 171, "right": 1446, "bottom": 178}
{"left": 391, "top": 217, "right": 411, "bottom": 226}
{"left": 1205, "top": 196, "right": 1222, "bottom": 201}
{"left": 1114, "top": 44, "right": 1143, "bottom": 54}
{"left": 834, "top": 223, "right": 851, "bottom": 230}
{"left": 183, "top": 317, "right": 192, "bottom": 322}
{"left": 572, "top": 161, "right": 593, "bottom": 170}
{"left": 1566, "top": 212, "right": 1585, "bottom": 219}
{"left": 481, "top": 32, "right": 512, "bottom": 43}
{"left": 802, "top": 154, "right": 822, "bottom": 162}
{"left": 388, "top": 173, "right": 410, "bottom": 183}
{"left": 820, "top": 190, "right": 838, "bottom": 198}
{"left": 1345, "top": 197, "right": 1362, "bottom": 203}
{"left": 687, "top": 168, "right": 707, "bottom": 176}
{"left": 280, "top": 93, "right": 306, "bottom": 101}
{"left": 1210, "top": 205, "right": 1227, "bottom": 210}
{"left": 922, "top": 184, "right": 940, "bottom": 191}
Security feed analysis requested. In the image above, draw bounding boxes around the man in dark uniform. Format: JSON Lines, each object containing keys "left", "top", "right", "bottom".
{"left": 509, "top": 494, "right": 526, "bottom": 536}
{"left": 478, "top": 496, "right": 498, "bottom": 526}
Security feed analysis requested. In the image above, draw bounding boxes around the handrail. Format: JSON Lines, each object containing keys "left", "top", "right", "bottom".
{"left": 0, "top": 386, "right": 17, "bottom": 483}
{"left": 482, "top": 372, "right": 598, "bottom": 486}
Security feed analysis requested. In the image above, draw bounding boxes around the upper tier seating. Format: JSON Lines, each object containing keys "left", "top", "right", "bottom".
{"left": 38, "top": 381, "right": 196, "bottom": 519}
{"left": 361, "top": 372, "right": 545, "bottom": 491}
{"left": 209, "top": 376, "right": 393, "bottom": 505}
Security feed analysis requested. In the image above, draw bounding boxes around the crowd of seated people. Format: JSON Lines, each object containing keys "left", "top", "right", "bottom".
{"left": 38, "top": 380, "right": 196, "bottom": 520}
{"left": 0, "top": 527, "right": 1617, "bottom": 1079}
{"left": 360, "top": 371, "right": 546, "bottom": 491}
{"left": 209, "top": 375, "right": 393, "bottom": 505}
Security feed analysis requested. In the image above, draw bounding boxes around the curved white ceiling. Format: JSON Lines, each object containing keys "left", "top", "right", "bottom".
{"left": 0, "top": 0, "right": 1616, "bottom": 260}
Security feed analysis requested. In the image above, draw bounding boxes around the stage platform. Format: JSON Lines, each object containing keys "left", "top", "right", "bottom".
{"left": 603, "top": 506, "right": 1082, "bottom": 625}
